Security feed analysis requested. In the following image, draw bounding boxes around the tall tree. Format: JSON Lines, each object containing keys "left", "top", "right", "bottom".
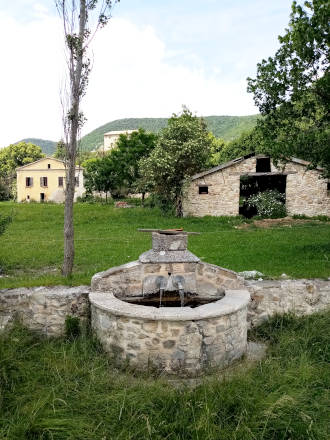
{"left": 53, "top": 139, "right": 66, "bottom": 160}
{"left": 56, "top": 0, "right": 119, "bottom": 276}
{"left": 110, "top": 128, "right": 157, "bottom": 199}
{"left": 83, "top": 129, "right": 157, "bottom": 200}
{"left": 247, "top": 0, "right": 330, "bottom": 175}
{"left": 139, "top": 108, "right": 212, "bottom": 216}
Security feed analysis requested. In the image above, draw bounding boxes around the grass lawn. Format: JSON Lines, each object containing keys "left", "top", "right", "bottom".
{"left": 0, "top": 312, "right": 329, "bottom": 439}
{"left": 0, "top": 201, "right": 330, "bottom": 289}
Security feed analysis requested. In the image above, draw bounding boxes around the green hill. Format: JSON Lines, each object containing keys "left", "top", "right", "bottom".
{"left": 79, "top": 115, "right": 260, "bottom": 151}
{"left": 16, "top": 115, "right": 260, "bottom": 155}
{"left": 19, "top": 138, "right": 57, "bottom": 156}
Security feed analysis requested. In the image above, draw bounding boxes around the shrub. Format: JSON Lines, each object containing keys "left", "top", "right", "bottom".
{"left": 247, "top": 189, "right": 286, "bottom": 218}
{"left": 144, "top": 193, "right": 175, "bottom": 215}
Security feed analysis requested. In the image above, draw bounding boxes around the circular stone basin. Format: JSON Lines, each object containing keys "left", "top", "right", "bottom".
{"left": 116, "top": 290, "right": 224, "bottom": 308}
{"left": 90, "top": 289, "right": 250, "bottom": 376}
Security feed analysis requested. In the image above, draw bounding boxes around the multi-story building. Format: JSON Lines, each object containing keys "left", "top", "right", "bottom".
{"left": 16, "top": 157, "right": 85, "bottom": 203}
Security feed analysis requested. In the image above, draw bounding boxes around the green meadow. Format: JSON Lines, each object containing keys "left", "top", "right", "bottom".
{"left": 0, "top": 201, "right": 329, "bottom": 289}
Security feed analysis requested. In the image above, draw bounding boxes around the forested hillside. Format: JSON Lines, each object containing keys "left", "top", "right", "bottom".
{"left": 15, "top": 115, "right": 260, "bottom": 155}
{"left": 19, "top": 138, "right": 57, "bottom": 156}
{"left": 79, "top": 114, "right": 260, "bottom": 151}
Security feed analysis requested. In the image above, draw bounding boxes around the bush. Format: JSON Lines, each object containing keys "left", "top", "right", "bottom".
{"left": 0, "top": 179, "right": 11, "bottom": 200}
{"left": 247, "top": 189, "right": 286, "bottom": 218}
{"left": 144, "top": 193, "right": 175, "bottom": 215}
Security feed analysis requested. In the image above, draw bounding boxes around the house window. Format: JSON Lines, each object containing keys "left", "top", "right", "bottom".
{"left": 58, "top": 176, "right": 64, "bottom": 187}
{"left": 199, "top": 186, "right": 208, "bottom": 194}
{"left": 25, "top": 177, "right": 33, "bottom": 187}
{"left": 26, "top": 195, "right": 30, "bottom": 201}
{"left": 40, "top": 177, "right": 48, "bottom": 187}
{"left": 48, "top": 164, "right": 51, "bottom": 169}
{"left": 256, "top": 157, "right": 271, "bottom": 172}
{"left": 40, "top": 193, "right": 45, "bottom": 202}
{"left": 75, "top": 176, "right": 79, "bottom": 187}
{"left": 327, "top": 182, "right": 330, "bottom": 192}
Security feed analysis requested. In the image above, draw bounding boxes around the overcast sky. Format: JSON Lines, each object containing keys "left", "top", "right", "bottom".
{"left": 0, "top": 0, "right": 293, "bottom": 147}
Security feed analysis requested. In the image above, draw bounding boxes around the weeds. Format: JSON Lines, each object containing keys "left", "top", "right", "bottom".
{"left": 0, "top": 312, "right": 329, "bottom": 439}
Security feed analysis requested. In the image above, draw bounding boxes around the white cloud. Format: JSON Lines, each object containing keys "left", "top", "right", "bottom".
{"left": 0, "top": 12, "right": 257, "bottom": 147}
{"left": 85, "top": 18, "right": 258, "bottom": 134}
{"left": 0, "top": 11, "right": 65, "bottom": 146}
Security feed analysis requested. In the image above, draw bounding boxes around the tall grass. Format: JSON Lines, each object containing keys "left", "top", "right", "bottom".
{"left": 0, "top": 311, "right": 329, "bottom": 439}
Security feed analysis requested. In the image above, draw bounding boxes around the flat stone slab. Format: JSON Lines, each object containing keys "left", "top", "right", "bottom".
{"left": 139, "top": 250, "right": 200, "bottom": 263}
{"left": 89, "top": 289, "right": 251, "bottom": 321}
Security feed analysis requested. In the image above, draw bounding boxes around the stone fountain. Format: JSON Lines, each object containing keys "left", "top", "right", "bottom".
{"left": 90, "top": 229, "right": 250, "bottom": 376}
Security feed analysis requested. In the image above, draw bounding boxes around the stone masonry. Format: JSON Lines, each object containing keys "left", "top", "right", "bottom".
{"left": 89, "top": 230, "right": 250, "bottom": 375}
{"left": 1, "top": 279, "right": 329, "bottom": 337}
{"left": 247, "top": 278, "right": 330, "bottom": 327}
{"left": 0, "top": 286, "right": 90, "bottom": 336}
{"left": 90, "top": 290, "right": 249, "bottom": 376}
{"left": 183, "top": 156, "right": 330, "bottom": 217}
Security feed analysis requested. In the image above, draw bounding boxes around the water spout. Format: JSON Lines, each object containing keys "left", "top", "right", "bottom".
{"left": 159, "top": 287, "right": 164, "bottom": 307}
{"left": 178, "top": 288, "right": 185, "bottom": 307}
{"left": 176, "top": 280, "right": 185, "bottom": 307}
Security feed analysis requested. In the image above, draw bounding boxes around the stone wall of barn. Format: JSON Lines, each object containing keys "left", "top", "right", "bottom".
{"left": 183, "top": 157, "right": 330, "bottom": 217}
{"left": 284, "top": 162, "right": 330, "bottom": 217}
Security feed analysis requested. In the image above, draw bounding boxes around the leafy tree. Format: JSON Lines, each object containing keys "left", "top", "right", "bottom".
{"left": 83, "top": 156, "right": 116, "bottom": 199}
{"left": 109, "top": 128, "right": 157, "bottom": 199}
{"left": 83, "top": 129, "right": 157, "bottom": 200}
{"left": 139, "top": 108, "right": 212, "bottom": 216}
{"left": 0, "top": 142, "right": 44, "bottom": 179}
{"left": 56, "top": 0, "right": 119, "bottom": 276}
{"left": 53, "top": 139, "right": 66, "bottom": 160}
{"left": 0, "top": 142, "right": 44, "bottom": 198}
{"left": 207, "top": 133, "right": 226, "bottom": 167}
{"left": 247, "top": 0, "right": 330, "bottom": 175}
{"left": 213, "top": 128, "right": 264, "bottom": 164}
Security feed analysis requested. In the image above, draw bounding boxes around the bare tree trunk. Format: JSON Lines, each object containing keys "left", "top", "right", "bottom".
{"left": 176, "top": 194, "right": 183, "bottom": 217}
{"left": 62, "top": 0, "right": 86, "bottom": 277}
{"left": 63, "top": 159, "right": 75, "bottom": 276}
{"left": 57, "top": 0, "right": 118, "bottom": 275}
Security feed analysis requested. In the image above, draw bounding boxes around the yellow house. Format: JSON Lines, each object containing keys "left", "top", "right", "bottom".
{"left": 16, "top": 157, "right": 85, "bottom": 203}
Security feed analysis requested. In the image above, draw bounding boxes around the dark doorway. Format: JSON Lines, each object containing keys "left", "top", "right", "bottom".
{"left": 40, "top": 193, "right": 45, "bottom": 202}
{"left": 239, "top": 174, "right": 286, "bottom": 218}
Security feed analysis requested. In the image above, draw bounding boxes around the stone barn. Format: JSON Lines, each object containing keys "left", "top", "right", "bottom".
{"left": 183, "top": 154, "right": 330, "bottom": 217}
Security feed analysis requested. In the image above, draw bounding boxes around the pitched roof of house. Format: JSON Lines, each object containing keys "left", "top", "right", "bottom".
{"left": 191, "top": 153, "right": 324, "bottom": 181}
{"left": 16, "top": 157, "right": 83, "bottom": 171}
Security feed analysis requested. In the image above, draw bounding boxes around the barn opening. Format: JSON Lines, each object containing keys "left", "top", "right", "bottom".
{"left": 239, "top": 174, "right": 287, "bottom": 218}
{"left": 256, "top": 157, "right": 271, "bottom": 172}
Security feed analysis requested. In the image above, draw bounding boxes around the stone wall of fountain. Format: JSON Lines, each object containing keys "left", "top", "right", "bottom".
{"left": 90, "top": 229, "right": 250, "bottom": 376}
